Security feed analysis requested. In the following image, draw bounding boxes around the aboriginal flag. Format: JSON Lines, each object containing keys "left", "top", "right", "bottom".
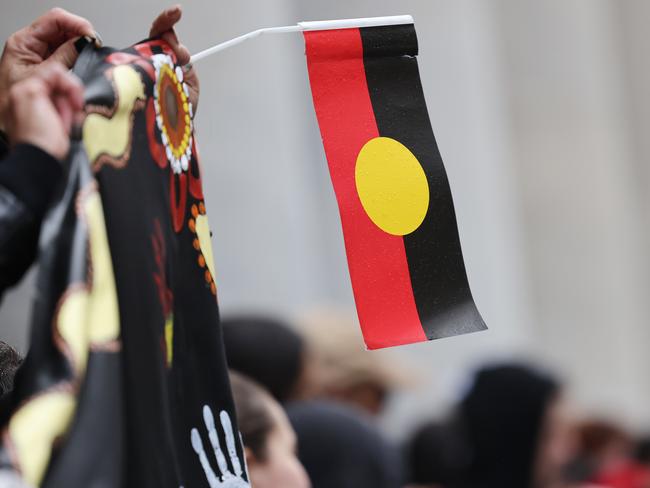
{"left": 304, "top": 23, "right": 486, "bottom": 349}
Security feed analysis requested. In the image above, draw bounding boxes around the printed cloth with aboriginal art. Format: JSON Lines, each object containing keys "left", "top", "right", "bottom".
{"left": 0, "top": 40, "right": 249, "bottom": 488}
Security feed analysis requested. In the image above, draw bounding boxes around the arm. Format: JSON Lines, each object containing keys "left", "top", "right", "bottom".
{"left": 0, "top": 64, "right": 83, "bottom": 298}
{"left": 0, "top": 8, "right": 91, "bottom": 298}
{"left": 0, "top": 144, "right": 61, "bottom": 293}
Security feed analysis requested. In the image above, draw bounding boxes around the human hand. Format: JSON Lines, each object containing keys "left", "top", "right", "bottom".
{"left": 0, "top": 8, "right": 95, "bottom": 131}
{"left": 191, "top": 405, "right": 250, "bottom": 488}
{"left": 150, "top": 5, "right": 200, "bottom": 115}
{"left": 6, "top": 63, "right": 84, "bottom": 161}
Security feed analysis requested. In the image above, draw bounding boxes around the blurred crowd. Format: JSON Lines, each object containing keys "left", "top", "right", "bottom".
{"left": 219, "top": 312, "right": 650, "bottom": 488}
{"left": 2, "top": 311, "right": 650, "bottom": 488}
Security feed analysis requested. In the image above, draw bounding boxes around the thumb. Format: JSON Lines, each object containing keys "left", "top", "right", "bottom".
{"left": 46, "top": 37, "right": 84, "bottom": 68}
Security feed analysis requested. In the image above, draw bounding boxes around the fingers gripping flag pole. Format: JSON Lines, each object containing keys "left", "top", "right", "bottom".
{"left": 192, "top": 15, "right": 487, "bottom": 349}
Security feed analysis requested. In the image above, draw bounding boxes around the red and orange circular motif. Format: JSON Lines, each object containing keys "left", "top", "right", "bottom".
{"left": 152, "top": 54, "right": 193, "bottom": 174}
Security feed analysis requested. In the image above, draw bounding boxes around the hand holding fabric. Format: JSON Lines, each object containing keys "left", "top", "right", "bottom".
{"left": 150, "top": 5, "right": 200, "bottom": 115}
{"left": 6, "top": 63, "right": 84, "bottom": 160}
{"left": 0, "top": 8, "right": 95, "bottom": 131}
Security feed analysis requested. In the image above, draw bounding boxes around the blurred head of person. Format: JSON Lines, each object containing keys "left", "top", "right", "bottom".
{"left": 287, "top": 400, "right": 404, "bottom": 488}
{"left": 229, "top": 371, "right": 310, "bottom": 488}
{"left": 299, "top": 309, "right": 411, "bottom": 415}
{"left": 406, "top": 421, "right": 468, "bottom": 488}
{"left": 456, "top": 362, "right": 575, "bottom": 488}
{"left": 222, "top": 316, "right": 306, "bottom": 403}
{"left": 0, "top": 341, "right": 22, "bottom": 398}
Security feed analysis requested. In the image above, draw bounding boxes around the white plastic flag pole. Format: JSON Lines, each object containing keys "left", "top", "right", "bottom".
{"left": 190, "top": 15, "right": 414, "bottom": 63}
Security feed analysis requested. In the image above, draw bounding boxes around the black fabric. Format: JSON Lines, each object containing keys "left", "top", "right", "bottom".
{"left": 75, "top": 41, "right": 246, "bottom": 487}
{"left": 222, "top": 316, "right": 304, "bottom": 403}
{"left": 0, "top": 136, "right": 123, "bottom": 487}
{"left": 0, "top": 144, "right": 61, "bottom": 295}
{"left": 0, "top": 40, "right": 247, "bottom": 487}
{"left": 455, "top": 364, "right": 559, "bottom": 488}
{"left": 287, "top": 401, "right": 404, "bottom": 488}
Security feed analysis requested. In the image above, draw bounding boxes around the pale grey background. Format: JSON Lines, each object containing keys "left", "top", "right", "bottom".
{"left": 1, "top": 0, "right": 648, "bottom": 438}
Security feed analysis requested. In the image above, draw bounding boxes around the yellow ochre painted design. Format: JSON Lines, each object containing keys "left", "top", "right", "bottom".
{"left": 83, "top": 65, "right": 145, "bottom": 167}
{"left": 8, "top": 392, "right": 75, "bottom": 487}
{"left": 57, "top": 190, "right": 120, "bottom": 371}
{"left": 355, "top": 137, "right": 430, "bottom": 236}
{"left": 8, "top": 186, "right": 119, "bottom": 486}
{"left": 164, "top": 314, "right": 174, "bottom": 367}
{"left": 190, "top": 203, "right": 217, "bottom": 296}
{"left": 195, "top": 213, "right": 216, "bottom": 280}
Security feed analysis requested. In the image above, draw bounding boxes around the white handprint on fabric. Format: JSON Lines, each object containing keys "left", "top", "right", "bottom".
{"left": 191, "top": 405, "right": 250, "bottom": 488}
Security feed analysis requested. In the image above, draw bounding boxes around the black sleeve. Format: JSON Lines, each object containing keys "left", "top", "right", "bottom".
{"left": 0, "top": 144, "right": 62, "bottom": 296}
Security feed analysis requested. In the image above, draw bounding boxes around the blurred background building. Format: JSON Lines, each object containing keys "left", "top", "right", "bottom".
{"left": 1, "top": 0, "right": 648, "bottom": 439}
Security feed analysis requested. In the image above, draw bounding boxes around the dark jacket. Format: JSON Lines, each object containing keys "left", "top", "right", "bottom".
{"left": 0, "top": 131, "right": 61, "bottom": 297}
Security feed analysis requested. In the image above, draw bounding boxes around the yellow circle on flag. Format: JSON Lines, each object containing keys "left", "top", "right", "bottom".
{"left": 355, "top": 137, "right": 430, "bottom": 236}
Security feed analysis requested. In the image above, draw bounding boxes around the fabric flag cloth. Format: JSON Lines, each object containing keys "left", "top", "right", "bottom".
{"left": 0, "top": 40, "right": 249, "bottom": 488}
{"left": 304, "top": 23, "right": 487, "bottom": 349}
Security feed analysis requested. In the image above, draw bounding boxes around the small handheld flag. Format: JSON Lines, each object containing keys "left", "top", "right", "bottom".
{"left": 192, "top": 15, "right": 487, "bottom": 349}
{"left": 303, "top": 21, "right": 486, "bottom": 349}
